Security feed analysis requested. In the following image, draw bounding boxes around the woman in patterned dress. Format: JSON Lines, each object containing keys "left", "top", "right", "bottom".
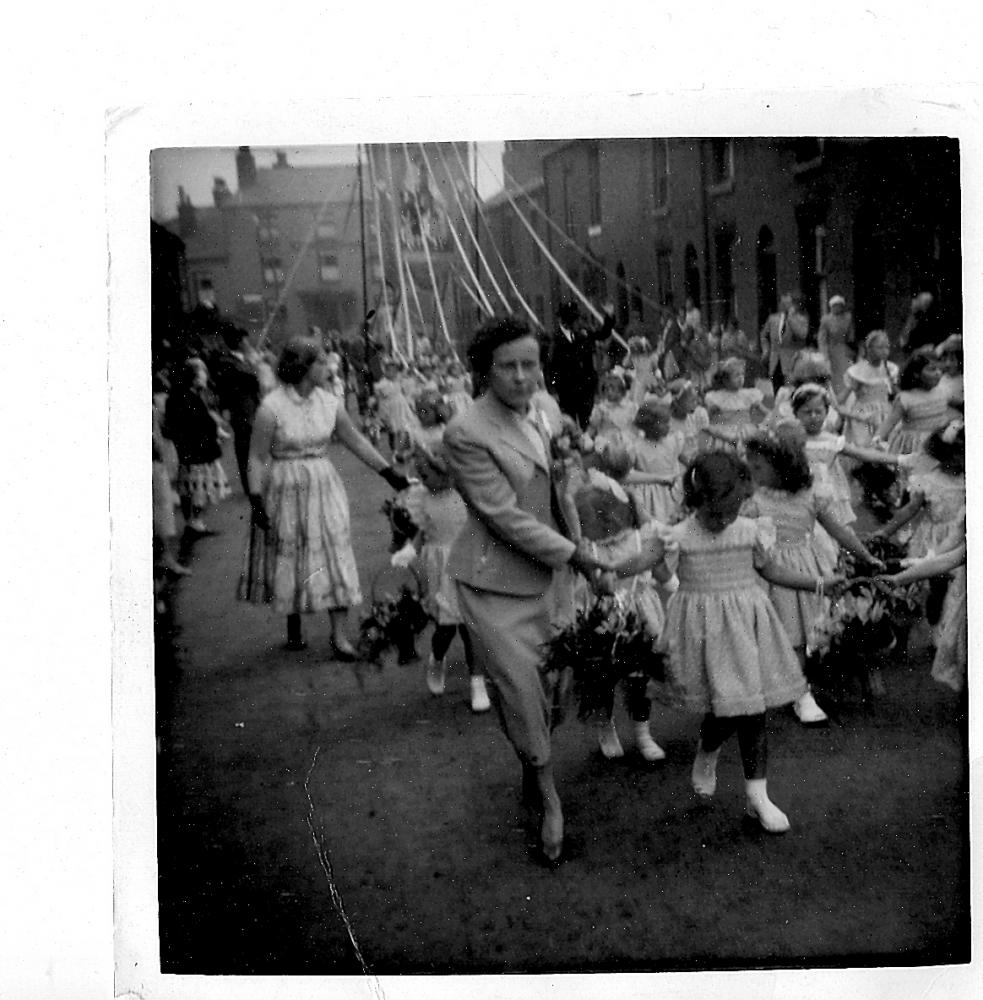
{"left": 239, "top": 338, "right": 410, "bottom": 656}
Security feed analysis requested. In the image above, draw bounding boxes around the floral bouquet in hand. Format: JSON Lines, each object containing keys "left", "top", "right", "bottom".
{"left": 356, "top": 566, "right": 429, "bottom": 666}
{"left": 805, "top": 546, "right": 925, "bottom": 705}
{"left": 541, "top": 594, "right": 666, "bottom": 721}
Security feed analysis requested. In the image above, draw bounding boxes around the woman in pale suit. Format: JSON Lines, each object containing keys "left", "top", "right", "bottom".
{"left": 444, "top": 317, "right": 607, "bottom": 865}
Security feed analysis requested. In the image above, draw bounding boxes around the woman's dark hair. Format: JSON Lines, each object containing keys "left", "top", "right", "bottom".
{"left": 898, "top": 351, "right": 936, "bottom": 391}
{"left": 466, "top": 315, "right": 537, "bottom": 377}
{"left": 923, "top": 424, "right": 965, "bottom": 471}
{"left": 682, "top": 452, "right": 753, "bottom": 515}
{"left": 745, "top": 431, "right": 814, "bottom": 494}
{"left": 277, "top": 337, "right": 322, "bottom": 385}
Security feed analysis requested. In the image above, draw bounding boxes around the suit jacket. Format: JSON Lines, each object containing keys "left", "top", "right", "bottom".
{"left": 761, "top": 309, "right": 810, "bottom": 376}
{"left": 546, "top": 314, "right": 614, "bottom": 404}
{"left": 444, "top": 391, "right": 577, "bottom": 597}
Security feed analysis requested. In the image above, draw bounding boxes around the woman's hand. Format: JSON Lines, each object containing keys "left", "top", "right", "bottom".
{"left": 379, "top": 466, "right": 412, "bottom": 492}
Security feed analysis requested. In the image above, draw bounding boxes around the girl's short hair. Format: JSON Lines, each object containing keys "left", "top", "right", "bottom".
{"left": 711, "top": 356, "right": 745, "bottom": 389}
{"left": 789, "top": 351, "right": 831, "bottom": 387}
{"left": 923, "top": 421, "right": 965, "bottom": 469}
{"left": 745, "top": 429, "right": 814, "bottom": 494}
{"left": 277, "top": 337, "right": 322, "bottom": 385}
{"left": 790, "top": 382, "right": 831, "bottom": 414}
{"left": 898, "top": 352, "right": 936, "bottom": 391}
{"left": 466, "top": 316, "right": 537, "bottom": 377}
{"left": 634, "top": 399, "right": 672, "bottom": 434}
{"left": 597, "top": 442, "right": 633, "bottom": 481}
{"left": 682, "top": 452, "right": 753, "bottom": 513}
{"left": 864, "top": 329, "right": 890, "bottom": 354}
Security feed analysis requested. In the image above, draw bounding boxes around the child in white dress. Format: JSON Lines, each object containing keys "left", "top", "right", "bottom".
{"left": 703, "top": 357, "right": 767, "bottom": 452}
{"left": 588, "top": 369, "right": 639, "bottom": 451}
{"left": 568, "top": 444, "right": 675, "bottom": 762}
{"left": 605, "top": 451, "right": 842, "bottom": 833}
{"left": 838, "top": 331, "right": 899, "bottom": 449}
{"left": 667, "top": 379, "right": 710, "bottom": 463}
{"left": 626, "top": 400, "right": 685, "bottom": 524}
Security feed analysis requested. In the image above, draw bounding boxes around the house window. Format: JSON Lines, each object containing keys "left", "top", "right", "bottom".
{"left": 316, "top": 220, "right": 337, "bottom": 240}
{"left": 587, "top": 143, "right": 602, "bottom": 227}
{"left": 257, "top": 222, "right": 279, "bottom": 244}
{"left": 709, "top": 139, "right": 734, "bottom": 190}
{"left": 714, "top": 227, "right": 736, "bottom": 324}
{"left": 531, "top": 212, "right": 543, "bottom": 265}
{"left": 262, "top": 258, "right": 284, "bottom": 286}
{"left": 319, "top": 253, "right": 340, "bottom": 282}
{"left": 652, "top": 139, "right": 669, "bottom": 210}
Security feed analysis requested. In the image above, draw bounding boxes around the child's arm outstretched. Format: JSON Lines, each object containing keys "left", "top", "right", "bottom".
{"left": 869, "top": 491, "right": 926, "bottom": 540}
{"left": 840, "top": 440, "right": 901, "bottom": 465}
{"left": 757, "top": 559, "right": 843, "bottom": 592}
{"left": 815, "top": 510, "right": 886, "bottom": 569}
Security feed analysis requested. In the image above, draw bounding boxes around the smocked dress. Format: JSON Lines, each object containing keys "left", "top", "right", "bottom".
{"left": 661, "top": 515, "right": 807, "bottom": 716}
{"left": 804, "top": 432, "right": 855, "bottom": 525}
{"left": 238, "top": 386, "right": 361, "bottom": 614}
{"left": 905, "top": 469, "right": 966, "bottom": 561}
{"left": 744, "top": 487, "right": 837, "bottom": 649}
{"left": 588, "top": 397, "right": 639, "bottom": 451}
{"left": 704, "top": 387, "right": 764, "bottom": 451}
{"left": 628, "top": 431, "right": 686, "bottom": 523}
{"left": 885, "top": 386, "right": 953, "bottom": 456}
{"left": 842, "top": 359, "right": 898, "bottom": 449}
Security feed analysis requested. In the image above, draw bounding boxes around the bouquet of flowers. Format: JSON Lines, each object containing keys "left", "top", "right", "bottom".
{"left": 850, "top": 461, "right": 902, "bottom": 523}
{"left": 540, "top": 594, "right": 666, "bottom": 721}
{"left": 805, "top": 540, "right": 925, "bottom": 705}
{"left": 356, "top": 566, "right": 429, "bottom": 665}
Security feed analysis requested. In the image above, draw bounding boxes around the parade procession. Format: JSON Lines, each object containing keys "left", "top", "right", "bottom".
{"left": 148, "top": 138, "right": 968, "bottom": 975}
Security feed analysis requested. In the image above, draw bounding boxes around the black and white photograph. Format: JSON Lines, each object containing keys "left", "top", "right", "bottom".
{"left": 136, "top": 130, "right": 971, "bottom": 982}
{"left": 8, "top": 7, "right": 983, "bottom": 999}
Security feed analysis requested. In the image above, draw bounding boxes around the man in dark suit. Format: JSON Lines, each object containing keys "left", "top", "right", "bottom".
{"left": 445, "top": 316, "right": 608, "bottom": 864}
{"left": 209, "top": 325, "right": 261, "bottom": 495}
{"left": 546, "top": 300, "right": 616, "bottom": 429}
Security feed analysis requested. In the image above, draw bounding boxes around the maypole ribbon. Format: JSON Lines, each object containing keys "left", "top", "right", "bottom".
{"left": 364, "top": 145, "right": 397, "bottom": 357}
{"left": 411, "top": 145, "right": 492, "bottom": 317}
{"left": 383, "top": 144, "right": 414, "bottom": 361}
{"left": 402, "top": 253, "right": 428, "bottom": 334}
{"left": 450, "top": 142, "right": 544, "bottom": 331}
{"left": 496, "top": 181, "right": 629, "bottom": 351}
{"left": 399, "top": 143, "right": 452, "bottom": 349}
{"left": 429, "top": 142, "right": 510, "bottom": 312}
{"left": 487, "top": 146, "right": 667, "bottom": 324}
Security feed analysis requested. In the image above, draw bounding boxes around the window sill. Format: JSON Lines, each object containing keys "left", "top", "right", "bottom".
{"left": 707, "top": 177, "right": 734, "bottom": 197}
{"left": 792, "top": 158, "right": 823, "bottom": 175}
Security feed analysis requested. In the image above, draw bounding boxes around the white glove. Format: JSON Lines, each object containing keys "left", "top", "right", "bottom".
{"left": 390, "top": 542, "right": 417, "bottom": 568}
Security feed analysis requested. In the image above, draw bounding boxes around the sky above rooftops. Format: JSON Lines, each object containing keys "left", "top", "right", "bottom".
{"left": 150, "top": 143, "right": 504, "bottom": 222}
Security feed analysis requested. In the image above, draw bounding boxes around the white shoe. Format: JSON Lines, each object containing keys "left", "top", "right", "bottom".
{"left": 691, "top": 746, "right": 720, "bottom": 797}
{"left": 426, "top": 655, "right": 446, "bottom": 696}
{"left": 597, "top": 720, "right": 624, "bottom": 759}
{"left": 470, "top": 676, "right": 491, "bottom": 713}
{"left": 745, "top": 778, "right": 790, "bottom": 834}
{"left": 634, "top": 722, "right": 666, "bottom": 762}
{"left": 793, "top": 690, "right": 828, "bottom": 726}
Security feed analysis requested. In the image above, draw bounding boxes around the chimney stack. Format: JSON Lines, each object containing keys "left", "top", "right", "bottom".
{"left": 236, "top": 146, "right": 257, "bottom": 189}
{"left": 177, "top": 186, "right": 197, "bottom": 239}
{"left": 212, "top": 176, "right": 232, "bottom": 207}
{"left": 274, "top": 150, "right": 289, "bottom": 169}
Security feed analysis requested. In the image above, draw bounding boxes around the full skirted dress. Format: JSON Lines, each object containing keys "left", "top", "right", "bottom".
{"left": 704, "top": 387, "right": 764, "bottom": 451}
{"left": 373, "top": 377, "right": 419, "bottom": 439}
{"left": 661, "top": 515, "right": 807, "bottom": 717}
{"left": 906, "top": 469, "right": 966, "bottom": 561}
{"left": 804, "top": 431, "right": 856, "bottom": 565}
{"left": 164, "top": 388, "right": 230, "bottom": 510}
{"left": 932, "top": 521, "right": 967, "bottom": 693}
{"left": 238, "top": 386, "right": 361, "bottom": 614}
{"left": 628, "top": 431, "right": 686, "bottom": 524}
{"left": 403, "top": 482, "right": 468, "bottom": 625}
{"left": 669, "top": 406, "right": 710, "bottom": 463}
{"left": 885, "top": 386, "right": 954, "bottom": 457}
{"left": 842, "top": 359, "right": 898, "bottom": 449}
{"left": 588, "top": 397, "right": 639, "bottom": 451}
{"left": 744, "top": 487, "right": 837, "bottom": 649}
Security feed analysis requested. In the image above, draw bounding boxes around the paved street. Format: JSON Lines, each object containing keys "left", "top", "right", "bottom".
{"left": 155, "top": 440, "right": 969, "bottom": 976}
